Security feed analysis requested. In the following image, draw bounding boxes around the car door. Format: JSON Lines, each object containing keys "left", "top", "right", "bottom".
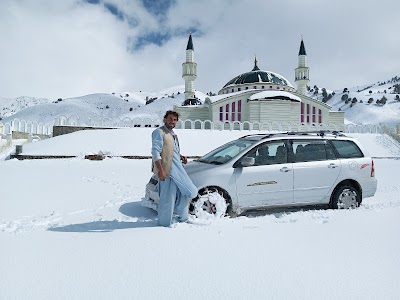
{"left": 234, "top": 140, "right": 294, "bottom": 208}
{"left": 292, "top": 140, "right": 341, "bottom": 204}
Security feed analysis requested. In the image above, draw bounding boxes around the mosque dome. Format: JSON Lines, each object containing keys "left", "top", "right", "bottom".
{"left": 222, "top": 58, "right": 293, "bottom": 89}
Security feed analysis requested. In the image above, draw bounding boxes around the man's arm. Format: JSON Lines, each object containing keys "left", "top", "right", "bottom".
{"left": 151, "top": 129, "right": 167, "bottom": 180}
{"left": 154, "top": 159, "right": 167, "bottom": 180}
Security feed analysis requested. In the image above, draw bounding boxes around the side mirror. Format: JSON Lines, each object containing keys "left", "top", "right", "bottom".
{"left": 240, "top": 156, "right": 255, "bottom": 167}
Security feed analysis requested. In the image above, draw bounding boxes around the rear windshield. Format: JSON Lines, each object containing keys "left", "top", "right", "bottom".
{"left": 330, "top": 140, "right": 364, "bottom": 158}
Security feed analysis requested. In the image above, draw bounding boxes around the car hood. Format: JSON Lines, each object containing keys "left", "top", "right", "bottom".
{"left": 184, "top": 160, "right": 221, "bottom": 175}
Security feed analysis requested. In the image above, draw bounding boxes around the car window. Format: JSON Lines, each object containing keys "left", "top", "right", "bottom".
{"left": 293, "top": 140, "right": 337, "bottom": 162}
{"left": 197, "top": 139, "right": 258, "bottom": 164}
{"left": 245, "top": 141, "right": 288, "bottom": 166}
{"left": 330, "top": 140, "right": 364, "bottom": 158}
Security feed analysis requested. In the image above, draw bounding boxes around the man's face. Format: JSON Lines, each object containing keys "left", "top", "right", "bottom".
{"left": 164, "top": 114, "right": 178, "bottom": 130}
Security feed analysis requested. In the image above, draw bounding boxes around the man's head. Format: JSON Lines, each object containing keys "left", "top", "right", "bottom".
{"left": 163, "top": 110, "right": 179, "bottom": 130}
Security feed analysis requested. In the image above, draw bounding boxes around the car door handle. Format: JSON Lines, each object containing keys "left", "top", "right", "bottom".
{"left": 280, "top": 167, "right": 291, "bottom": 172}
{"left": 328, "top": 163, "right": 339, "bottom": 168}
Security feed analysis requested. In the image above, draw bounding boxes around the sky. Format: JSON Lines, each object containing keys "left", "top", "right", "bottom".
{"left": 1, "top": 129, "right": 399, "bottom": 298}
{"left": 0, "top": 0, "right": 399, "bottom": 100}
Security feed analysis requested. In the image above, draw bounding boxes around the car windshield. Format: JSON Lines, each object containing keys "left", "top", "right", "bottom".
{"left": 197, "top": 139, "right": 258, "bottom": 164}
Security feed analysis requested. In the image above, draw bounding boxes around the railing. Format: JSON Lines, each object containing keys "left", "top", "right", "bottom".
{"left": 0, "top": 120, "right": 52, "bottom": 135}
{"left": 1, "top": 117, "right": 399, "bottom": 136}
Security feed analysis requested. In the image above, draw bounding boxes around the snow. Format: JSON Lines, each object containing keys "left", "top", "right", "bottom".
{"left": 249, "top": 90, "right": 301, "bottom": 101}
{"left": 1, "top": 128, "right": 400, "bottom": 299}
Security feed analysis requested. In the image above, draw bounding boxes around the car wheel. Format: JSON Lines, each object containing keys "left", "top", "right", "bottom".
{"left": 190, "top": 187, "right": 233, "bottom": 218}
{"left": 331, "top": 185, "right": 361, "bottom": 209}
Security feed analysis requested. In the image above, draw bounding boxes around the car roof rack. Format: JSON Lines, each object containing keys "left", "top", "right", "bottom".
{"left": 239, "top": 130, "right": 345, "bottom": 140}
{"left": 286, "top": 130, "right": 345, "bottom": 137}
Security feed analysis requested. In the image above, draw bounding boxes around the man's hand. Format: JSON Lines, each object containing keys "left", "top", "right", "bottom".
{"left": 180, "top": 155, "right": 188, "bottom": 164}
{"left": 158, "top": 169, "right": 167, "bottom": 181}
{"left": 155, "top": 159, "right": 167, "bottom": 181}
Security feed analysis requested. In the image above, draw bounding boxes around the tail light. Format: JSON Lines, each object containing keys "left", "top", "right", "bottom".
{"left": 371, "top": 159, "right": 375, "bottom": 177}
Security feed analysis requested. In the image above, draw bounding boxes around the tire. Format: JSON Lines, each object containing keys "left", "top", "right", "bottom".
{"left": 331, "top": 185, "right": 361, "bottom": 209}
{"left": 189, "top": 187, "right": 234, "bottom": 218}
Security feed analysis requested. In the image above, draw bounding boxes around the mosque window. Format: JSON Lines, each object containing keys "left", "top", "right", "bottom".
{"left": 254, "top": 86, "right": 257, "bottom": 89}
{"left": 232, "top": 102, "right": 236, "bottom": 121}
{"left": 270, "top": 86, "right": 273, "bottom": 89}
{"left": 312, "top": 106, "right": 316, "bottom": 123}
{"left": 232, "top": 89, "right": 234, "bottom": 93}
{"left": 219, "top": 107, "right": 223, "bottom": 121}
{"left": 238, "top": 87, "right": 241, "bottom": 91}
{"left": 245, "top": 87, "right": 249, "bottom": 90}
{"left": 300, "top": 102, "right": 304, "bottom": 123}
{"left": 306, "top": 104, "right": 310, "bottom": 123}
{"left": 262, "top": 86, "right": 265, "bottom": 89}
{"left": 226, "top": 104, "right": 229, "bottom": 120}
{"left": 238, "top": 100, "right": 242, "bottom": 121}
{"left": 318, "top": 109, "right": 322, "bottom": 123}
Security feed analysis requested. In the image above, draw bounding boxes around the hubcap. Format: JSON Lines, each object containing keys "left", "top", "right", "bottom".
{"left": 338, "top": 188, "right": 357, "bottom": 209}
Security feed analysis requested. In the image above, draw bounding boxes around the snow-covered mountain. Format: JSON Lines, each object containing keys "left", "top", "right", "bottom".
{"left": 1, "top": 78, "right": 399, "bottom": 126}
{"left": 0, "top": 85, "right": 209, "bottom": 125}
{"left": 309, "top": 76, "right": 400, "bottom": 127}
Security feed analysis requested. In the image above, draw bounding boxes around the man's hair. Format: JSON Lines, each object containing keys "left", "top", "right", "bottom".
{"left": 164, "top": 110, "right": 179, "bottom": 120}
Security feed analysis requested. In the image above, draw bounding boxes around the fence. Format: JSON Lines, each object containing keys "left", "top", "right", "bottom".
{"left": 0, "top": 119, "right": 52, "bottom": 136}
{"left": 1, "top": 117, "right": 399, "bottom": 136}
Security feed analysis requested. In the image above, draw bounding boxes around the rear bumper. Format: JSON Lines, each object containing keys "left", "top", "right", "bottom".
{"left": 362, "top": 178, "right": 378, "bottom": 198}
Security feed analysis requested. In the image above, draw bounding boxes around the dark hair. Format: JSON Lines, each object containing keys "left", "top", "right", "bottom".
{"left": 164, "top": 110, "right": 179, "bottom": 120}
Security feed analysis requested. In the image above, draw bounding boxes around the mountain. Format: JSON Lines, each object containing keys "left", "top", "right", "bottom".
{"left": 308, "top": 76, "right": 400, "bottom": 127}
{"left": 1, "top": 79, "right": 399, "bottom": 127}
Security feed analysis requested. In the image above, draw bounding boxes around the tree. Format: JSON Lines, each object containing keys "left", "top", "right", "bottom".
{"left": 394, "top": 84, "right": 400, "bottom": 94}
{"left": 341, "top": 94, "right": 349, "bottom": 101}
{"left": 321, "top": 88, "right": 329, "bottom": 102}
{"left": 395, "top": 95, "right": 400, "bottom": 101}
{"left": 369, "top": 90, "right": 372, "bottom": 94}
{"left": 380, "top": 95, "right": 387, "bottom": 105}
{"left": 343, "top": 88, "right": 348, "bottom": 93}
{"left": 352, "top": 97, "right": 358, "bottom": 103}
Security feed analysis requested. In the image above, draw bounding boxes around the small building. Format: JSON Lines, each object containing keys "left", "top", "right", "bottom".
{"left": 175, "top": 34, "right": 344, "bottom": 129}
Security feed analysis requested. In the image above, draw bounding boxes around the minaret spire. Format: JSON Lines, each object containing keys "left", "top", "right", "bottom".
{"left": 252, "top": 55, "right": 260, "bottom": 71}
{"left": 295, "top": 36, "right": 310, "bottom": 95}
{"left": 182, "top": 33, "right": 197, "bottom": 100}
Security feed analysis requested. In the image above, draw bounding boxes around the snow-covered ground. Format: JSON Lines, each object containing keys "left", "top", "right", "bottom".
{"left": 1, "top": 129, "right": 400, "bottom": 299}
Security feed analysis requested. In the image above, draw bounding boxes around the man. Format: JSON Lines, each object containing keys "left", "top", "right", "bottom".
{"left": 151, "top": 110, "right": 198, "bottom": 227}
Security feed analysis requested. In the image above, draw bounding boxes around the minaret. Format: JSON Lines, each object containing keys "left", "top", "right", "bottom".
{"left": 295, "top": 38, "right": 310, "bottom": 95}
{"left": 182, "top": 33, "right": 197, "bottom": 100}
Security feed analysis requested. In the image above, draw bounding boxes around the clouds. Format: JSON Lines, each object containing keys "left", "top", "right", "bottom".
{"left": 0, "top": 0, "right": 399, "bottom": 99}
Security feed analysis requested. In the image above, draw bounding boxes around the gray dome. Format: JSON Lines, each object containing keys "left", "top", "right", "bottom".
{"left": 223, "top": 59, "right": 292, "bottom": 88}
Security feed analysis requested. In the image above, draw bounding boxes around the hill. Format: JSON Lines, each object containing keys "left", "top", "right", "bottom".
{"left": 309, "top": 76, "right": 400, "bottom": 127}
{"left": 1, "top": 78, "right": 400, "bottom": 127}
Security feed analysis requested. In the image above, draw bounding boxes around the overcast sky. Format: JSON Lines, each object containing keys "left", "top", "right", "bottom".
{"left": 1, "top": 0, "right": 399, "bottom": 99}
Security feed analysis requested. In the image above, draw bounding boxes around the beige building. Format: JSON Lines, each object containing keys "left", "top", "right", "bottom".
{"left": 175, "top": 35, "right": 344, "bottom": 129}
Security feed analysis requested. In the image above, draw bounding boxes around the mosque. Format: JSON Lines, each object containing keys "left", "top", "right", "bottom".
{"left": 174, "top": 34, "right": 344, "bottom": 128}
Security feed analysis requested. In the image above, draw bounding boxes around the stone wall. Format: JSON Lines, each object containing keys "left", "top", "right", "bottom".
{"left": 52, "top": 126, "right": 116, "bottom": 137}
{"left": 12, "top": 131, "right": 50, "bottom": 140}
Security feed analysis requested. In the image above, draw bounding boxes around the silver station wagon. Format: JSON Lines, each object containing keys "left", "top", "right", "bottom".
{"left": 142, "top": 131, "right": 377, "bottom": 217}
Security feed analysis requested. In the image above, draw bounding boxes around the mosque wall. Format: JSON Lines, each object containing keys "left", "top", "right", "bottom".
{"left": 248, "top": 101, "right": 300, "bottom": 124}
